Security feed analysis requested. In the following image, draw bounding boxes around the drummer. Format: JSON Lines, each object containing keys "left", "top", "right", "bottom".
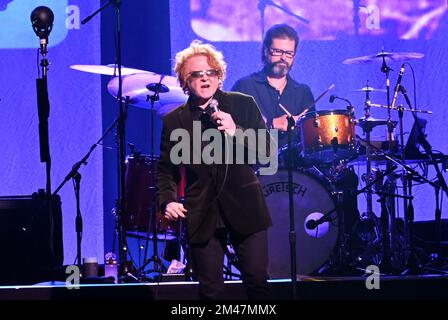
{"left": 231, "top": 23, "right": 315, "bottom": 147}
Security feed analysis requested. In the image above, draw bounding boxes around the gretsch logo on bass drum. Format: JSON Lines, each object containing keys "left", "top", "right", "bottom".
{"left": 262, "top": 181, "right": 307, "bottom": 198}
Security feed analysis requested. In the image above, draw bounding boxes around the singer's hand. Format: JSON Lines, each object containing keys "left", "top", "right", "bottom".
{"left": 164, "top": 201, "right": 187, "bottom": 221}
{"left": 272, "top": 115, "right": 299, "bottom": 131}
{"left": 211, "top": 111, "right": 236, "bottom": 136}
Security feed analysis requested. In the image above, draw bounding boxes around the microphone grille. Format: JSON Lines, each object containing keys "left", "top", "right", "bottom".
{"left": 209, "top": 99, "right": 219, "bottom": 112}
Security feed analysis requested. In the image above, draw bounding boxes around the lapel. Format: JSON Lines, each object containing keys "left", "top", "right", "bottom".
{"left": 178, "top": 103, "right": 193, "bottom": 135}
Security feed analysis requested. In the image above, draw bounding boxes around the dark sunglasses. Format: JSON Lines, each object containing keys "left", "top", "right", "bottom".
{"left": 188, "top": 69, "right": 219, "bottom": 79}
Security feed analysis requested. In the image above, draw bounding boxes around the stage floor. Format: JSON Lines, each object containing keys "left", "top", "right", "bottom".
{"left": 1, "top": 274, "right": 448, "bottom": 300}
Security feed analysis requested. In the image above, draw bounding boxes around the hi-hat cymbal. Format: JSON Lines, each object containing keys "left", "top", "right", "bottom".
{"left": 70, "top": 64, "right": 152, "bottom": 76}
{"left": 352, "top": 86, "right": 387, "bottom": 93}
{"left": 356, "top": 117, "right": 398, "bottom": 130}
{"left": 107, "top": 73, "right": 188, "bottom": 114}
{"left": 343, "top": 51, "right": 424, "bottom": 65}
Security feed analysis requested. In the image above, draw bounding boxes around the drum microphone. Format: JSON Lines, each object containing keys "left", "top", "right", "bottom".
{"left": 329, "top": 94, "right": 353, "bottom": 107}
{"left": 391, "top": 63, "right": 405, "bottom": 109}
{"left": 306, "top": 214, "right": 332, "bottom": 230}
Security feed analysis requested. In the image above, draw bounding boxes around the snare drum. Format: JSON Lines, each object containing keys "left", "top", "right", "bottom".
{"left": 299, "top": 110, "right": 356, "bottom": 163}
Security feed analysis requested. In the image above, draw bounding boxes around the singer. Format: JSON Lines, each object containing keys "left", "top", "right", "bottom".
{"left": 157, "top": 40, "right": 273, "bottom": 300}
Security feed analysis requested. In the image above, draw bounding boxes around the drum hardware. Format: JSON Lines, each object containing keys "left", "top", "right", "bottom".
{"left": 356, "top": 133, "right": 442, "bottom": 274}
{"left": 398, "top": 86, "right": 448, "bottom": 273}
{"left": 135, "top": 83, "right": 170, "bottom": 280}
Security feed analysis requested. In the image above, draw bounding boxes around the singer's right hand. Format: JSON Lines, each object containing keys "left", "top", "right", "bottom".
{"left": 164, "top": 202, "right": 187, "bottom": 221}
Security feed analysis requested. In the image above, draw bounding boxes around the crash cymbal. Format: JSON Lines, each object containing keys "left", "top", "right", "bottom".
{"left": 352, "top": 86, "right": 386, "bottom": 93}
{"left": 107, "top": 73, "right": 188, "bottom": 112}
{"left": 343, "top": 51, "right": 424, "bottom": 65}
{"left": 356, "top": 117, "right": 398, "bottom": 130}
{"left": 70, "top": 64, "right": 153, "bottom": 76}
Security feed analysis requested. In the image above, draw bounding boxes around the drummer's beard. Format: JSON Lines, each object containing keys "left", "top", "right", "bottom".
{"left": 266, "top": 60, "right": 292, "bottom": 78}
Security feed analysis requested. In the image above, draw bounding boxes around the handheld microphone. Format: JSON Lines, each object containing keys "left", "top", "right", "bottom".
{"left": 30, "top": 6, "right": 54, "bottom": 55}
{"left": 209, "top": 99, "right": 219, "bottom": 113}
{"left": 391, "top": 63, "right": 405, "bottom": 109}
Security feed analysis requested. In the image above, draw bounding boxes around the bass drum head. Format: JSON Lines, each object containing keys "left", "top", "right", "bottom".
{"left": 259, "top": 170, "right": 339, "bottom": 278}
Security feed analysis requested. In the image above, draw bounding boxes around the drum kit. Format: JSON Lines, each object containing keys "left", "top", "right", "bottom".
{"left": 261, "top": 49, "right": 447, "bottom": 278}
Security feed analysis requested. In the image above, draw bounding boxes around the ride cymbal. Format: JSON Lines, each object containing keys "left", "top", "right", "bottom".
{"left": 343, "top": 51, "right": 424, "bottom": 65}
{"left": 107, "top": 73, "right": 188, "bottom": 114}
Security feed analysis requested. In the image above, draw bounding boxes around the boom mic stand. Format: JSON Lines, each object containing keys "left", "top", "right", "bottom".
{"left": 53, "top": 116, "right": 124, "bottom": 271}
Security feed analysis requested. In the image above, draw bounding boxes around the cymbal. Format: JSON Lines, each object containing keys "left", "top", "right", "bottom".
{"left": 352, "top": 86, "right": 386, "bottom": 93}
{"left": 107, "top": 73, "right": 188, "bottom": 113}
{"left": 70, "top": 64, "right": 153, "bottom": 76}
{"left": 343, "top": 51, "right": 424, "bottom": 65}
{"left": 356, "top": 117, "right": 398, "bottom": 130}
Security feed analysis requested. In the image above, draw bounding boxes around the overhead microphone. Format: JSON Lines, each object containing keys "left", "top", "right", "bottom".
{"left": 391, "top": 63, "right": 405, "bottom": 109}
{"left": 30, "top": 6, "right": 54, "bottom": 55}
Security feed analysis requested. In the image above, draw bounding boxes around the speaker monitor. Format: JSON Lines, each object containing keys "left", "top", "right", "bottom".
{"left": 0, "top": 191, "right": 63, "bottom": 285}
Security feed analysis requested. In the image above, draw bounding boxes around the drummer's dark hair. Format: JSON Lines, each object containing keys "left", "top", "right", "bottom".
{"left": 262, "top": 24, "right": 299, "bottom": 64}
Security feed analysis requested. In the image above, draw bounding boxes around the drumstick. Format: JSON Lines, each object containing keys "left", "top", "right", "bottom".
{"left": 278, "top": 103, "right": 292, "bottom": 117}
{"left": 278, "top": 84, "right": 336, "bottom": 119}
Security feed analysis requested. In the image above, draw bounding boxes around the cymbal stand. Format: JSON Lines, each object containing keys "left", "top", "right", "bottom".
{"left": 379, "top": 52, "right": 397, "bottom": 272}
{"left": 137, "top": 82, "right": 167, "bottom": 280}
{"left": 82, "top": 0, "right": 130, "bottom": 281}
{"left": 362, "top": 88, "right": 374, "bottom": 222}
{"left": 397, "top": 104, "right": 410, "bottom": 262}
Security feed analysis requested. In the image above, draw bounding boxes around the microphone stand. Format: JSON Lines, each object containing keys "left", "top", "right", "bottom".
{"left": 286, "top": 115, "right": 298, "bottom": 299}
{"left": 34, "top": 28, "right": 55, "bottom": 261}
{"left": 53, "top": 115, "right": 123, "bottom": 268}
{"left": 82, "top": 0, "right": 130, "bottom": 281}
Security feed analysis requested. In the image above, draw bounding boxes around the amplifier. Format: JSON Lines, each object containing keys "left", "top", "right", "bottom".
{"left": 0, "top": 190, "right": 63, "bottom": 285}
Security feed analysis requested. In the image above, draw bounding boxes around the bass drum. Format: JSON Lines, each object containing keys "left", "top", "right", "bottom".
{"left": 259, "top": 170, "right": 339, "bottom": 278}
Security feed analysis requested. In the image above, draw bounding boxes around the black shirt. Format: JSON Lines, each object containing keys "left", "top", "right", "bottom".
{"left": 231, "top": 69, "right": 315, "bottom": 147}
